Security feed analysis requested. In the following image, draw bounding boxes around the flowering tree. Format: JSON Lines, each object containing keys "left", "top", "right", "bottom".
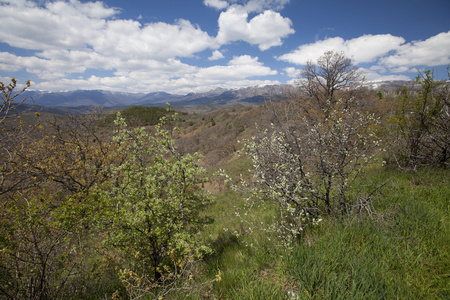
{"left": 223, "top": 53, "right": 382, "bottom": 242}
{"left": 240, "top": 98, "right": 381, "bottom": 238}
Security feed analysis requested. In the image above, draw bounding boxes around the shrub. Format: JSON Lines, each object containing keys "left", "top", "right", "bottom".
{"left": 95, "top": 112, "right": 215, "bottom": 298}
{"left": 388, "top": 70, "right": 449, "bottom": 170}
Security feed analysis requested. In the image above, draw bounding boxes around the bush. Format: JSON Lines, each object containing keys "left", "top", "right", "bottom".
{"left": 95, "top": 112, "right": 214, "bottom": 299}
{"left": 388, "top": 70, "right": 449, "bottom": 170}
{"left": 237, "top": 98, "right": 381, "bottom": 241}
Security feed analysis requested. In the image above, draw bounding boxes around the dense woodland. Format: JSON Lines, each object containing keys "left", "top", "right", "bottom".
{"left": 1, "top": 52, "right": 449, "bottom": 299}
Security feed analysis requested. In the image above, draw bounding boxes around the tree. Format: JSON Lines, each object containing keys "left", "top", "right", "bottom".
{"left": 389, "top": 70, "right": 449, "bottom": 169}
{"left": 0, "top": 92, "right": 122, "bottom": 298}
{"left": 0, "top": 81, "right": 216, "bottom": 298}
{"left": 96, "top": 112, "right": 214, "bottom": 299}
{"left": 0, "top": 80, "right": 74, "bottom": 299}
{"left": 224, "top": 53, "right": 382, "bottom": 243}
{"left": 226, "top": 98, "right": 382, "bottom": 243}
{"left": 0, "top": 78, "right": 30, "bottom": 124}
{"left": 244, "top": 98, "right": 381, "bottom": 217}
{"left": 0, "top": 78, "right": 37, "bottom": 196}
{"left": 301, "top": 51, "right": 361, "bottom": 110}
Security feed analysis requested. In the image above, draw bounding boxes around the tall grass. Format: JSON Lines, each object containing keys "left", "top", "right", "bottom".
{"left": 285, "top": 167, "right": 449, "bottom": 299}
{"left": 189, "top": 167, "right": 449, "bottom": 299}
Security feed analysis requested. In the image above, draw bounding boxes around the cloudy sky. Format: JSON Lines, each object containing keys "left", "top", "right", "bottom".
{"left": 0, "top": 0, "right": 449, "bottom": 94}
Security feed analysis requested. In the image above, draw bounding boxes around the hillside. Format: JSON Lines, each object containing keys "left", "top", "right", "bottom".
{"left": 2, "top": 74, "right": 448, "bottom": 299}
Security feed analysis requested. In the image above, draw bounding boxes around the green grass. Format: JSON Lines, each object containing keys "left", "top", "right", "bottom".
{"left": 186, "top": 167, "right": 450, "bottom": 299}
{"left": 286, "top": 168, "right": 449, "bottom": 299}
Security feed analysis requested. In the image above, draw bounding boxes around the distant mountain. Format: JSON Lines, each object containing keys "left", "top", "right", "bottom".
{"left": 363, "top": 80, "right": 414, "bottom": 92}
{"left": 21, "top": 80, "right": 412, "bottom": 109}
{"left": 165, "top": 85, "right": 287, "bottom": 106}
{"left": 21, "top": 85, "right": 289, "bottom": 108}
{"left": 137, "top": 92, "right": 182, "bottom": 105}
{"left": 22, "top": 90, "right": 147, "bottom": 107}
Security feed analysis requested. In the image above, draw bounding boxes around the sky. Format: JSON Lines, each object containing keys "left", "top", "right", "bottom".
{"left": 0, "top": 0, "right": 449, "bottom": 94}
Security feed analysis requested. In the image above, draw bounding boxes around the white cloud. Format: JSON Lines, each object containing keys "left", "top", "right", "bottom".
{"left": 0, "top": 1, "right": 216, "bottom": 60}
{"left": 204, "top": 0, "right": 229, "bottom": 10}
{"left": 241, "top": 0, "right": 291, "bottom": 12}
{"left": 0, "top": 0, "right": 220, "bottom": 85}
{"left": 195, "top": 55, "right": 277, "bottom": 81}
{"left": 278, "top": 31, "right": 450, "bottom": 79}
{"left": 91, "top": 18, "right": 216, "bottom": 61}
{"left": 379, "top": 31, "right": 450, "bottom": 68}
{"left": 0, "top": 0, "right": 116, "bottom": 50}
{"left": 345, "top": 35, "right": 405, "bottom": 63}
{"left": 0, "top": 0, "right": 290, "bottom": 92}
{"left": 204, "top": 0, "right": 290, "bottom": 12}
{"left": 216, "top": 5, "right": 294, "bottom": 50}
{"left": 31, "top": 55, "right": 278, "bottom": 94}
{"left": 284, "top": 67, "right": 301, "bottom": 78}
{"left": 209, "top": 50, "right": 225, "bottom": 60}
{"left": 278, "top": 37, "right": 344, "bottom": 64}
{"left": 278, "top": 34, "right": 405, "bottom": 65}
{"left": 359, "top": 67, "right": 411, "bottom": 82}
{"left": 0, "top": 51, "right": 87, "bottom": 79}
{"left": 4, "top": 0, "right": 446, "bottom": 94}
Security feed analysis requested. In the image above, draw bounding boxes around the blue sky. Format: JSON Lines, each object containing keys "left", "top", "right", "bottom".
{"left": 0, "top": 0, "right": 449, "bottom": 94}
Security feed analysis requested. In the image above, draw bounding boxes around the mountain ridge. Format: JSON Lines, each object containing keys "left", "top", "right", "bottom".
{"left": 22, "top": 80, "right": 412, "bottom": 109}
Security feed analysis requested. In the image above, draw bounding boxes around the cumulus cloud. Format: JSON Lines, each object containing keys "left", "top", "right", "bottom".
{"left": 91, "top": 19, "right": 216, "bottom": 61}
{"left": 204, "top": 0, "right": 290, "bottom": 12}
{"left": 216, "top": 5, "right": 294, "bottom": 50}
{"left": 204, "top": 0, "right": 229, "bottom": 10}
{"left": 0, "top": 0, "right": 116, "bottom": 50}
{"left": 0, "top": 0, "right": 216, "bottom": 61}
{"left": 0, "top": 51, "right": 88, "bottom": 79}
{"left": 278, "top": 34, "right": 405, "bottom": 65}
{"left": 190, "top": 55, "right": 277, "bottom": 83}
{"left": 3, "top": 0, "right": 446, "bottom": 94}
{"left": 209, "top": 50, "right": 225, "bottom": 60}
{"left": 0, "top": 0, "right": 288, "bottom": 92}
{"left": 278, "top": 31, "right": 450, "bottom": 79}
{"left": 359, "top": 67, "right": 411, "bottom": 81}
{"left": 379, "top": 31, "right": 450, "bottom": 69}
{"left": 239, "top": 0, "right": 291, "bottom": 13}
{"left": 31, "top": 55, "right": 278, "bottom": 94}
{"left": 284, "top": 67, "right": 301, "bottom": 78}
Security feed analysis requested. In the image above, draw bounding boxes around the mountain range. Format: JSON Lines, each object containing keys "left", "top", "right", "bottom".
{"left": 21, "top": 80, "right": 412, "bottom": 110}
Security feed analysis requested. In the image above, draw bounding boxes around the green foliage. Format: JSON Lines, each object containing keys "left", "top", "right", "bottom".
{"left": 388, "top": 70, "right": 449, "bottom": 169}
{"left": 0, "top": 104, "right": 120, "bottom": 298}
{"left": 0, "top": 81, "right": 214, "bottom": 298}
{"left": 101, "top": 105, "right": 169, "bottom": 127}
{"left": 94, "top": 112, "right": 214, "bottom": 298}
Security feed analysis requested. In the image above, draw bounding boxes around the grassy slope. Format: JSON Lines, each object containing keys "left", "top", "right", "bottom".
{"left": 156, "top": 104, "right": 449, "bottom": 299}
{"left": 196, "top": 167, "right": 449, "bottom": 299}
{"left": 32, "top": 104, "right": 446, "bottom": 299}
